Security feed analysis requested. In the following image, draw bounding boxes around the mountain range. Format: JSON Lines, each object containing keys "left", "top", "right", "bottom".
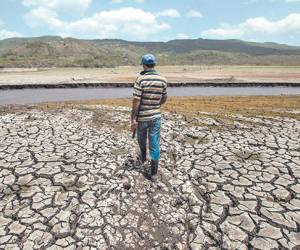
{"left": 1, "top": 36, "right": 300, "bottom": 68}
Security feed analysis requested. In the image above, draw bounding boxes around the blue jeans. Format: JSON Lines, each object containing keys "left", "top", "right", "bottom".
{"left": 137, "top": 117, "right": 161, "bottom": 161}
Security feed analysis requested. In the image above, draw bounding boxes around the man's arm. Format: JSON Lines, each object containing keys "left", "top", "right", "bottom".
{"left": 160, "top": 95, "right": 167, "bottom": 105}
{"left": 131, "top": 98, "right": 140, "bottom": 123}
{"left": 131, "top": 98, "right": 140, "bottom": 132}
{"left": 131, "top": 77, "right": 142, "bottom": 132}
{"left": 160, "top": 83, "right": 168, "bottom": 105}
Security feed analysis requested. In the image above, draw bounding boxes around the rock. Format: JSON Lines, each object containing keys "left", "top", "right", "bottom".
{"left": 250, "top": 237, "right": 279, "bottom": 249}
{"left": 9, "top": 222, "right": 26, "bottom": 234}
{"left": 258, "top": 222, "right": 282, "bottom": 239}
{"left": 272, "top": 188, "right": 291, "bottom": 202}
{"left": 123, "top": 181, "right": 131, "bottom": 190}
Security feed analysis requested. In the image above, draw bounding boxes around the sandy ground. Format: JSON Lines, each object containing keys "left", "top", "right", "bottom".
{"left": 1, "top": 66, "right": 300, "bottom": 86}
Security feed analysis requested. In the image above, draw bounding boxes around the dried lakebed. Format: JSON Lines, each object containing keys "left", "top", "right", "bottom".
{"left": 0, "top": 105, "right": 300, "bottom": 249}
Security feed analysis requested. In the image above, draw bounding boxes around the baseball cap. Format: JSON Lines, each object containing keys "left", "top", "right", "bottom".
{"left": 141, "top": 54, "right": 156, "bottom": 66}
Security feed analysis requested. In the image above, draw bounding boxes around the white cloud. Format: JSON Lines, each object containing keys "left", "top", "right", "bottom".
{"left": 112, "top": 0, "right": 144, "bottom": 2}
{"left": 201, "top": 13, "right": 300, "bottom": 39}
{"left": 202, "top": 28, "right": 244, "bottom": 39}
{"left": 187, "top": 10, "right": 202, "bottom": 18}
{"left": 22, "top": 0, "right": 92, "bottom": 11}
{"left": 25, "top": 7, "right": 64, "bottom": 29}
{"left": 25, "top": 7, "right": 170, "bottom": 39}
{"left": 0, "top": 19, "right": 22, "bottom": 40}
{"left": 176, "top": 33, "right": 189, "bottom": 39}
{"left": 156, "top": 9, "right": 180, "bottom": 18}
{"left": 0, "top": 29, "right": 23, "bottom": 40}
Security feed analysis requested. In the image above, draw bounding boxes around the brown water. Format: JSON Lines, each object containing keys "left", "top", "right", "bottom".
{"left": 0, "top": 87, "right": 300, "bottom": 105}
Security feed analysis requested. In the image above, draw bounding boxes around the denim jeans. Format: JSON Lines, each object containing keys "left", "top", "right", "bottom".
{"left": 137, "top": 117, "right": 161, "bottom": 161}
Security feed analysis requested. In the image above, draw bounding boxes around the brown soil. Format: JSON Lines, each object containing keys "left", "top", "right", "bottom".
{"left": 41, "top": 96, "right": 300, "bottom": 119}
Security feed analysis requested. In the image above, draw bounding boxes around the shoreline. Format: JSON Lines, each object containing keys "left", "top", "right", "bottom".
{"left": 1, "top": 81, "right": 300, "bottom": 90}
{"left": 0, "top": 65, "right": 300, "bottom": 89}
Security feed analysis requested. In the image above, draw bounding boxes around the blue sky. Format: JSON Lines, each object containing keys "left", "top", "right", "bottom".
{"left": 1, "top": 0, "right": 300, "bottom": 45}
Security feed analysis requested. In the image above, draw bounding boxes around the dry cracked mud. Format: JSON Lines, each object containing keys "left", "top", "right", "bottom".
{"left": 0, "top": 105, "right": 300, "bottom": 249}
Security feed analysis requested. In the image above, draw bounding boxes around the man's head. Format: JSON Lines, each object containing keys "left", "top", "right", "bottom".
{"left": 141, "top": 54, "right": 156, "bottom": 70}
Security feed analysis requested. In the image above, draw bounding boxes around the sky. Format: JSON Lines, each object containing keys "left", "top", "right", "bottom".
{"left": 0, "top": 0, "right": 300, "bottom": 45}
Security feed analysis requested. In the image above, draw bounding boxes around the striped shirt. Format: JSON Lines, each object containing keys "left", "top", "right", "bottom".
{"left": 133, "top": 70, "right": 167, "bottom": 122}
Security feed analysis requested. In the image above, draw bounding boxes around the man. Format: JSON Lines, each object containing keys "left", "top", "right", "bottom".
{"left": 131, "top": 54, "right": 167, "bottom": 181}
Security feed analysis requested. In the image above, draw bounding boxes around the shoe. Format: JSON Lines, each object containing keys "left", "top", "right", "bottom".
{"left": 151, "top": 160, "right": 158, "bottom": 175}
{"left": 151, "top": 174, "right": 158, "bottom": 182}
{"left": 150, "top": 160, "right": 159, "bottom": 182}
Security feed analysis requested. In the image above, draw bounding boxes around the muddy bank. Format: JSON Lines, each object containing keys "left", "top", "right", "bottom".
{"left": 1, "top": 66, "right": 300, "bottom": 88}
{"left": 1, "top": 81, "right": 300, "bottom": 90}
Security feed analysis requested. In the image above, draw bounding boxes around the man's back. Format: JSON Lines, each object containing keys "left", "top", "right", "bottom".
{"left": 131, "top": 54, "right": 167, "bottom": 182}
{"left": 133, "top": 69, "right": 167, "bottom": 122}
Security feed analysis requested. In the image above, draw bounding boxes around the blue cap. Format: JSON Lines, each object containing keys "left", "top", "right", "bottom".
{"left": 141, "top": 54, "right": 156, "bottom": 65}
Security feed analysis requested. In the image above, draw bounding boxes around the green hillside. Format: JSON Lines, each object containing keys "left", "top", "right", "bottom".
{"left": 1, "top": 36, "right": 300, "bottom": 68}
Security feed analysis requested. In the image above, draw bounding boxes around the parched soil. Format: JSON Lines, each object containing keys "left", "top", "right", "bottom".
{"left": 0, "top": 98, "right": 300, "bottom": 249}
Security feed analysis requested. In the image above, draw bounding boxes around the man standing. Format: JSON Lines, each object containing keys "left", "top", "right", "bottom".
{"left": 131, "top": 54, "right": 167, "bottom": 181}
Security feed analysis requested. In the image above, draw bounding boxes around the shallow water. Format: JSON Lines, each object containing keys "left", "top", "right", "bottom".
{"left": 0, "top": 86, "right": 300, "bottom": 105}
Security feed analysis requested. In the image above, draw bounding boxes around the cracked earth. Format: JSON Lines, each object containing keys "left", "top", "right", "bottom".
{"left": 0, "top": 105, "right": 300, "bottom": 249}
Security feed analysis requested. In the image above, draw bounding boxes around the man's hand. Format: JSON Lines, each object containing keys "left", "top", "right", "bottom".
{"left": 131, "top": 120, "right": 138, "bottom": 132}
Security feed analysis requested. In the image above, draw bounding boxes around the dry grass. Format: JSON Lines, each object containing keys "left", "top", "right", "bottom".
{"left": 163, "top": 96, "right": 300, "bottom": 116}
{"left": 41, "top": 95, "right": 300, "bottom": 120}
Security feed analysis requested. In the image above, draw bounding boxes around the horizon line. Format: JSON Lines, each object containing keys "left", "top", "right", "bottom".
{"left": 1, "top": 35, "right": 299, "bottom": 47}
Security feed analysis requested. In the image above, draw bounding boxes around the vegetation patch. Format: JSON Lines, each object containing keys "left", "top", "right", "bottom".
{"left": 2, "top": 37, "right": 300, "bottom": 67}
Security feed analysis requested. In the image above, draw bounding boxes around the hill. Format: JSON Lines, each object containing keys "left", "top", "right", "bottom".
{"left": 1, "top": 36, "right": 300, "bottom": 67}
